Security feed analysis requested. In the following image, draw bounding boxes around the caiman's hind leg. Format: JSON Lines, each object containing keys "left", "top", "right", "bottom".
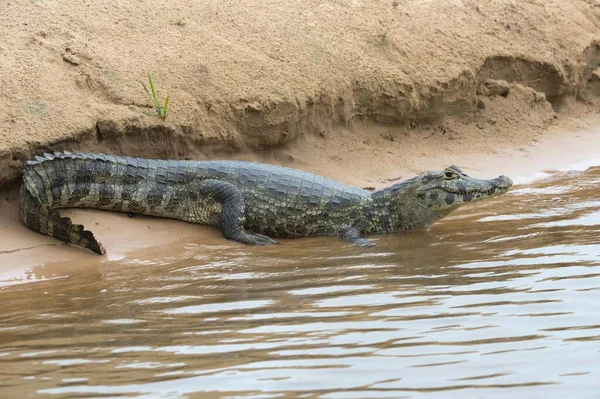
{"left": 19, "top": 186, "right": 106, "bottom": 254}
{"left": 199, "top": 179, "right": 277, "bottom": 246}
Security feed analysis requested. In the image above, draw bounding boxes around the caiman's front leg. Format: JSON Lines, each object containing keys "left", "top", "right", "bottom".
{"left": 342, "top": 227, "right": 374, "bottom": 247}
{"left": 199, "top": 179, "right": 277, "bottom": 246}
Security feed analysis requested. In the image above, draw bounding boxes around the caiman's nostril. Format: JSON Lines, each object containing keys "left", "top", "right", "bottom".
{"left": 496, "top": 175, "right": 513, "bottom": 186}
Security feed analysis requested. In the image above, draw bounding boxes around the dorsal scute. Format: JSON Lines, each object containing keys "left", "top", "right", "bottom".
{"left": 25, "top": 152, "right": 116, "bottom": 169}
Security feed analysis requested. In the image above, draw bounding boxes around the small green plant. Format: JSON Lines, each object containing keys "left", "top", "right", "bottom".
{"left": 376, "top": 2, "right": 398, "bottom": 46}
{"left": 173, "top": 17, "right": 186, "bottom": 26}
{"left": 142, "top": 74, "right": 170, "bottom": 120}
{"left": 377, "top": 19, "right": 394, "bottom": 45}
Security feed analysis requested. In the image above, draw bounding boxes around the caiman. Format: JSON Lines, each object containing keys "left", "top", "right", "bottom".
{"left": 19, "top": 152, "right": 513, "bottom": 254}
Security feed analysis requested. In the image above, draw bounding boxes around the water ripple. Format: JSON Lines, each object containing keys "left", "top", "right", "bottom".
{"left": 1, "top": 168, "right": 600, "bottom": 397}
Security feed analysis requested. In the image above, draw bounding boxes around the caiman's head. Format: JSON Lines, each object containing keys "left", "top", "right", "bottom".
{"left": 414, "top": 165, "right": 512, "bottom": 214}
{"left": 372, "top": 165, "right": 513, "bottom": 231}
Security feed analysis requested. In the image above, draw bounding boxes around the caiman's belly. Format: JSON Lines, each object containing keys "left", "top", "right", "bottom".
{"left": 243, "top": 203, "right": 355, "bottom": 238}
{"left": 238, "top": 188, "right": 364, "bottom": 237}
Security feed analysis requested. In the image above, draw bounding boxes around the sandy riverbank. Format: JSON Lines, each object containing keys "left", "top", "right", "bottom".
{"left": 2, "top": 118, "right": 600, "bottom": 286}
{"left": 1, "top": 0, "right": 600, "bottom": 282}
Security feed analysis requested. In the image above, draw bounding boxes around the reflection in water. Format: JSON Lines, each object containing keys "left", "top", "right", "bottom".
{"left": 1, "top": 167, "right": 600, "bottom": 398}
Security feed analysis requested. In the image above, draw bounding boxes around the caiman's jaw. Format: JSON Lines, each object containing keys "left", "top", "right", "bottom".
{"left": 442, "top": 176, "right": 512, "bottom": 197}
{"left": 416, "top": 165, "right": 513, "bottom": 210}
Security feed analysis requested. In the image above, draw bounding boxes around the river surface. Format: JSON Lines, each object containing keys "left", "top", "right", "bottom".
{"left": 1, "top": 166, "right": 600, "bottom": 398}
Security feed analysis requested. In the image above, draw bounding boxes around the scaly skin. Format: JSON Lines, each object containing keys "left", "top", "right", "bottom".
{"left": 19, "top": 152, "right": 513, "bottom": 254}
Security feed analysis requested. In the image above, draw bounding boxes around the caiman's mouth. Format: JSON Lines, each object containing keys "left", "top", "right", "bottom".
{"left": 442, "top": 175, "right": 513, "bottom": 197}
{"left": 443, "top": 185, "right": 511, "bottom": 196}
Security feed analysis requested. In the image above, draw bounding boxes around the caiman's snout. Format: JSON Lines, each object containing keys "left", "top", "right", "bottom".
{"left": 469, "top": 174, "right": 513, "bottom": 199}
{"left": 492, "top": 175, "right": 513, "bottom": 193}
{"left": 418, "top": 168, "right": 513, "bottom": 210}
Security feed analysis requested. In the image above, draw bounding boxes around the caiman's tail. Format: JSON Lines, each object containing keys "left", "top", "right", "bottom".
{"left": 19, "top": 153, "right": 106, "bottom": 255}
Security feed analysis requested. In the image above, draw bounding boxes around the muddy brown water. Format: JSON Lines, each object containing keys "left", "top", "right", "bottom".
{"left": 1, "top": 167, "right": 600, "bottom": 398}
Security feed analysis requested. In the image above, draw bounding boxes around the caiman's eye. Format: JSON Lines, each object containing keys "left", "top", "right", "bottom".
{"left": 444, "top": 170, "right": 458, "bottom": 179}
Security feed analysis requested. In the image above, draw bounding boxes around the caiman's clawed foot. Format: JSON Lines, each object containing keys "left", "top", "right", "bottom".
{"left": 342, "top": 227, "right": 374, "bottom": 247}
{"left": 232, "top": 232, "right": 278, "bottom": 246}
{"left": 349, "top": 237, "right": 375, "bottom": 247}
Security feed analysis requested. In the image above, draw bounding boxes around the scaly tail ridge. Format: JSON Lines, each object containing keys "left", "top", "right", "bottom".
{"left": 20, "top": 162, "right": 106, "bottom": 255}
